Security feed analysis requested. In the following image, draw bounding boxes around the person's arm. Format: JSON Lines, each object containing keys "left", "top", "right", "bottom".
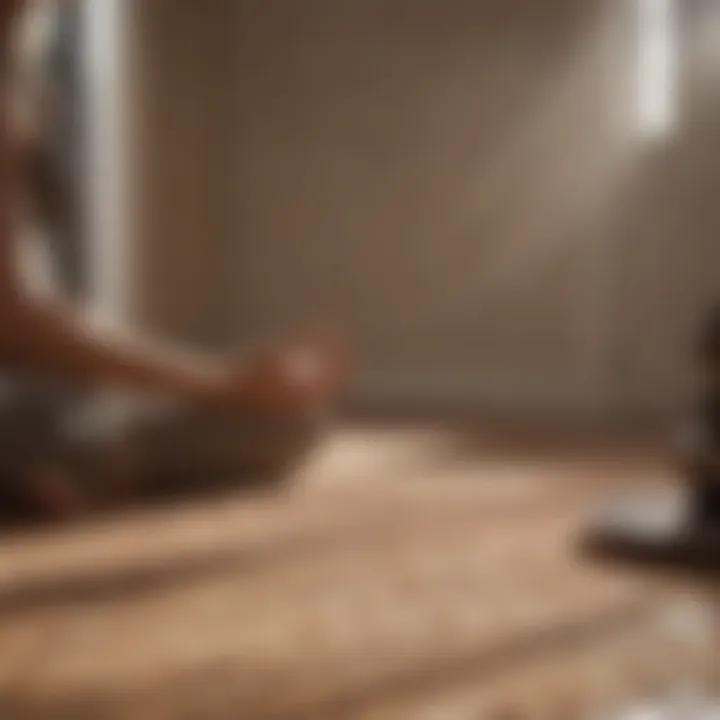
{"left": 0, "top": 184, "right": 227, "bottom": 407}
{"left": 0, "top": 3, "right": 349, "bottom": 412}
{"left": 0, "top": 1, "right": 228, "bottom": 405}
{"left": 0, "top": 288, "right": 228, "bottom": 403}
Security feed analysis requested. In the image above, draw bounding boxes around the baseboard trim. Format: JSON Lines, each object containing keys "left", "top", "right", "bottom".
{"left": 348, "top": 374, "right": 689, "bottom": 431}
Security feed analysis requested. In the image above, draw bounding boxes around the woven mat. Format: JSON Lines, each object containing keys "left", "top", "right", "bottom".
{"left": 0, "top": 430, "right": 678, "bottom": 719}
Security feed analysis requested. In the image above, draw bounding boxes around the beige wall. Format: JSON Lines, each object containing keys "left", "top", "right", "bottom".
{"left": 608, "top": 0, "right": 720, "bottom": 411}
{"left": 129, "top": 0, "right": 720, "bottom": 418}
{"left": 128, "top": 0, "right": 235, "bottom": 350}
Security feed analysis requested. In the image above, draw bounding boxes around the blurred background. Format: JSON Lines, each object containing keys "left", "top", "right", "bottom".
{"left": 92, "top": 0, "right": 718, "bottom": 425}
{"left": 3, "top": 0, "right": 720, "bottom": 717}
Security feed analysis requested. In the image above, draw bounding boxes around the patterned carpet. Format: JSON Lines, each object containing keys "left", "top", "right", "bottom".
{"left": 0, "top": 427, "right": 687, "bottom": 719}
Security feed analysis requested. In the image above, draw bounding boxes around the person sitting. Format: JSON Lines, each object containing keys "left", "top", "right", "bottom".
{"left": 0, "top": 0, "right": 350, "bottom": 518}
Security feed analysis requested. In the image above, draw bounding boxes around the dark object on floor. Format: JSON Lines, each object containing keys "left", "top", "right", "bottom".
{"left": 687, "top": 302, "right": 720, "bottom": 525}
{"left": 582, "top": 302, "right": 720, "bottom": 573}
{"left": 580, "top": 487, "right": 720, "bottom": 574}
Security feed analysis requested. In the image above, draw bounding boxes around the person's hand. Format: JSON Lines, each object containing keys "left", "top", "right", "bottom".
{"left": 213, "top": 330, "right": 352, "bottom": 414}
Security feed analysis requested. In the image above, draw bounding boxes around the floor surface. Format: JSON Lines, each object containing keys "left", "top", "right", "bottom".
{"left": 0, "top": 425, "right": 687, "bottom": 719}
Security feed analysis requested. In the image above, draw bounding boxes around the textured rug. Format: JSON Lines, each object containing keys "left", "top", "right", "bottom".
{"left": 0, "top": 428, "right": 682, "bottom": 719}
